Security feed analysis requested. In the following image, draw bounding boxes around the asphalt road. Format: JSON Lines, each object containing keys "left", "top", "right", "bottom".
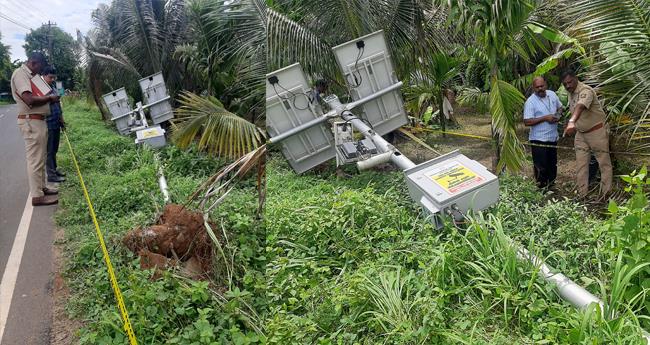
{"left": 0, "top": 104, "right": 55, "bottom": 345}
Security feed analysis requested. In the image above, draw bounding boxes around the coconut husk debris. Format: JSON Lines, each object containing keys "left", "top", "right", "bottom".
{"left": 123, "top": 204, "right": 216, "bottom": 279}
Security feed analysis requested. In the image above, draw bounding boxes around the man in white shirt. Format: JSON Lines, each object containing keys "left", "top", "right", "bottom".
{"left": 523, "top": 77, "right": 563, "bottom": 189}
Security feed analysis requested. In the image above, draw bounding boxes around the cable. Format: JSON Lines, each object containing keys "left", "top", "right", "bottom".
{"left": 6, "top": 0, "right": 48, "bottom": 25}
{"left": 347, "top": 46, "right": 364, "bottom": 88}
{"left": 3, "top": 0, "right": 43, "bottom": 28}
{"left": 271, "top": 82, "right": 311, "bottom": 111}
{"left": 0, "top": 12, "right": 32, "bottom": 30}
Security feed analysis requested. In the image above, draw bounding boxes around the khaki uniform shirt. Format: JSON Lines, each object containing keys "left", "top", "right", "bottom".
{"left": 568, "top": 82, "right": 606, "bottom": 133}
{"left": 11, "top": 64, "right": 50, "bottom": 115}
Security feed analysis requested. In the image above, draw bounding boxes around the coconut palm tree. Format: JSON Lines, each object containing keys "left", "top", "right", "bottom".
{"left": 175, "top": 0, "right": 266, "bottom": 121}
{"left": 566, "top": 0, "right": 650, "bottom": 151}
{"left": 86, "top": 0, "right": 265, "bottom": 159}
{"left": 436, "top": 0, "right": 577, "bottom": 171}
{"left": 404, "top": 53, "right": 460, "bottom": 135}
{"left": 86, "top": 0, "right": 189, "bottom": 119}
{"left": 267, "top": 0, "right": 457, "bottom": 85}
{"left": 171, "top": 0, "right": 266, "bottom": 158}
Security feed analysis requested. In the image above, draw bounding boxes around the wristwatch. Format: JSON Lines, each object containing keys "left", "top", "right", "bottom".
{"left": 568, "top": 119, "right": 575, "bottom": 123}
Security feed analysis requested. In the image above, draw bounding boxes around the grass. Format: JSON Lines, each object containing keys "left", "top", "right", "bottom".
{"left": 55, "top": 98, "right": 265, "bottom": 344}
{"left": 264, "top": 153, "right": 649, "bottom": 344}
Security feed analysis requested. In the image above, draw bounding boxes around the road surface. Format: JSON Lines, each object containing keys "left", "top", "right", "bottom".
{"left": 0, "top": 104, "right": 56, "bottom": 345}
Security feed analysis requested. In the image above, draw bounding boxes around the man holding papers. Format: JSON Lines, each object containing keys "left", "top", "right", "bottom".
{"left": 11, "top": 52, "right": 60, "bottom": 206}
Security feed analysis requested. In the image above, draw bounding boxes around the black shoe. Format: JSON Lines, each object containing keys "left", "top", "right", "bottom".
{"left": 43, "top": 187, "right": 59, "bottom": 195}
{"left": 55, "top": 169, "right": 66, "bottom": 177}
{"left": 48, "top": 175, "right": 66, "bottom": 183}
{"left": 32, "top": 195, "right": 58, "bottom": 206}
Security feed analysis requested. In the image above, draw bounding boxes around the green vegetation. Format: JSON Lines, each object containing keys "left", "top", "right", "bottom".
{"left": 0, "top": 32, "right": 12, "bottom": 93}
{"left": 55, "top": 99, "right": 265, "bottom": 344}
{"left": 23, "top": 25, "right": 81, "bottom": 89}
{"left": 265, "top": 157, "right": 649, "bottom": 344}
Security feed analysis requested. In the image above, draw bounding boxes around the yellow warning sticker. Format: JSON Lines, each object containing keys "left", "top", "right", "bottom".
{"left": 429, "top": 162, "right": 484, "bottom": 194}
{"left": 141, "top": 129, "right": 159, "bottom": 139}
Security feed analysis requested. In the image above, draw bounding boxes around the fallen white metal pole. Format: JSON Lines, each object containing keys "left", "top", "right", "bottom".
{"left": 517, "top": 247, "right": 602, "bottom": 309}
{"left": 517, "top": 246, "right": 650, "bottom": 343}
{"left": 342, "top": 111, "right": 415, "bottom": 170}
{"left": 346, "top": 82, "right": 403, "bottom": 110}
{"left": 154, "top": 154, "right": 170, "bottom": 203}
{"left": 158, "top": 167, "right": 170, "bottom": 203}
{"left": 325, "top": 96, "right": 416, "bottom": 171}
{"left": 357, "top": 151, "right": 393, "bottom": 171}
{"left": 268, "top": 113, "right": 332, "bottom": 144}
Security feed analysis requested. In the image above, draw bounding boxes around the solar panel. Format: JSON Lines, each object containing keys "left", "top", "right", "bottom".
{"left": 266, "top": 63, "right": 335, "bottom": 173}
{"left": 139, "top": 72, "right": 173, "bottom": 124}
{"left": 332, "top": 30, "right": 408, "bottom": 135}
{"left": 102, "top": 87, "right": 132, "bottom": 135}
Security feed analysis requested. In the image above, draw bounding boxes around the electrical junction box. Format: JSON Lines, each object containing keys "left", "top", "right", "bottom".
{"left": 333, "top": 122, "right": 378, "bottom": 165}
{"left": 135, "top": 125, "right": 167, "bottom": 149}
{"left": 404, "top": 150, "right": 499, "bottom": 227}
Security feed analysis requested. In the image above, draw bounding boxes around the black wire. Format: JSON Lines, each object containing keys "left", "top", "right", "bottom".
{"left": 347, "top": 46, "right": 364, "bottom": 88}
{"left": 272, "top": 83, "right": 311, "bottom": 111}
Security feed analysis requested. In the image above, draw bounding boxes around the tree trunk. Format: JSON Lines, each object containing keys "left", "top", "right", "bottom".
{"left": 489, "top": 71, "right": 500, "bottom": 171}
{"left": 439, "top": 93, "right": 446, "bottom": 137}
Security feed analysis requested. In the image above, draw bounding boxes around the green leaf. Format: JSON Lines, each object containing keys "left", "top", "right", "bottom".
{"left": 490, "top": 78, "right": 526, "bottom": 171}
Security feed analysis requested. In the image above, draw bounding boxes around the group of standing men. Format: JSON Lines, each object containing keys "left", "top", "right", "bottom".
{"left": 524, "top": 71, "right": 612, "bottom": 197}
{"left": 11, "top": 52, "right": 66, "bottom": 206}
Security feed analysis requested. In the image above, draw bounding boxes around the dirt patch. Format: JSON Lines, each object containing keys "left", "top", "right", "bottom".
{"left": 123, "top": 204, "right": 215, "bottom": 279}
{"left": 51, "top": 228, "right": 83, "bottom": 345}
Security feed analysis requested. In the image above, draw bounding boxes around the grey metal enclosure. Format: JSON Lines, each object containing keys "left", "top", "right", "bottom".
{"left": 102, "top": 88, "right": 132, "bottom": 135}
{"left": 266, "top": 63, "right": 336, "bottom": 173}
{"left": 332, "top": 30, "right": 408, "bottom": 135}
{"left": 138, "top": 72, "right": 173, "bottom": 124}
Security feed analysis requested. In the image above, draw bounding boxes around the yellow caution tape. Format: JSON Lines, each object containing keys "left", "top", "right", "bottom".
{"left": 63, "top": 131, "right": 138, "bottom": 345}
{"left": 408, "top": 127, "right": 650, "bottom": 157}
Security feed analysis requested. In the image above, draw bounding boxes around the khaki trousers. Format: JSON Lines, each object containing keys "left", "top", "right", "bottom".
{"left": 575, "top": 126, "right": 612, "bottom": 196}
{"left": 17, "top": 118, "right": 47, "bottom": 197}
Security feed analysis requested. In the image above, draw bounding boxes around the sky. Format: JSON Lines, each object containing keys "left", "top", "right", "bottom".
{"left": 0, "top": 0, "right": 109, "bottom": 61}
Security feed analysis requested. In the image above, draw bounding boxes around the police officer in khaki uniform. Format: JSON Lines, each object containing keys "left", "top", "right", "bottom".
{"left": 561, "top": 70, "right": 612, "bottom": 197}
{"left": 11, "top": 52, "right": 60, "bottom": 206}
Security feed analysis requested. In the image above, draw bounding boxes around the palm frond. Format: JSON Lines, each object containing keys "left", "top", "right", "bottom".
{"left": 489, "top": 78, "right": 526, "bottom": 171}
{"left": 567, "top": 0, "right": 650, "bottom": 150}
{"left": 172, "top": 91, "right": 264, "bottom": 159}
{"left": 457, "top": 87, "right": 489, "bottom": 114}
{"left": 190, "top": 144, "right": 267, "bottom": 215}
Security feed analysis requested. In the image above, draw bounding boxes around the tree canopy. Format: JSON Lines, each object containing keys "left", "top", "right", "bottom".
{"left": 0, "top": 32, "right": 12, "bottom": 93}
{"left": 23, "top": 25, "right": 80, "bottom": 89}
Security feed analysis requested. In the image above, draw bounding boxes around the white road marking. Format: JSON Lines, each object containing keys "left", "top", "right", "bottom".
{"left": 0, "top": 197, "right": 33, "bottom": 343}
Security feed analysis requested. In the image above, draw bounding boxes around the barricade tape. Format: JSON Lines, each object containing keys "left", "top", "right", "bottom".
{"left": 408, "top": 127, "right": 650, "bottom": 157}
{"left": 63, "top": 131, "right": 138, "bottom": 345}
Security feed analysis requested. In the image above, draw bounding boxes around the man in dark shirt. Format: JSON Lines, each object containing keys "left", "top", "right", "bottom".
{"left": 42, "top": 66, "right": 66, "bottom": 183}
